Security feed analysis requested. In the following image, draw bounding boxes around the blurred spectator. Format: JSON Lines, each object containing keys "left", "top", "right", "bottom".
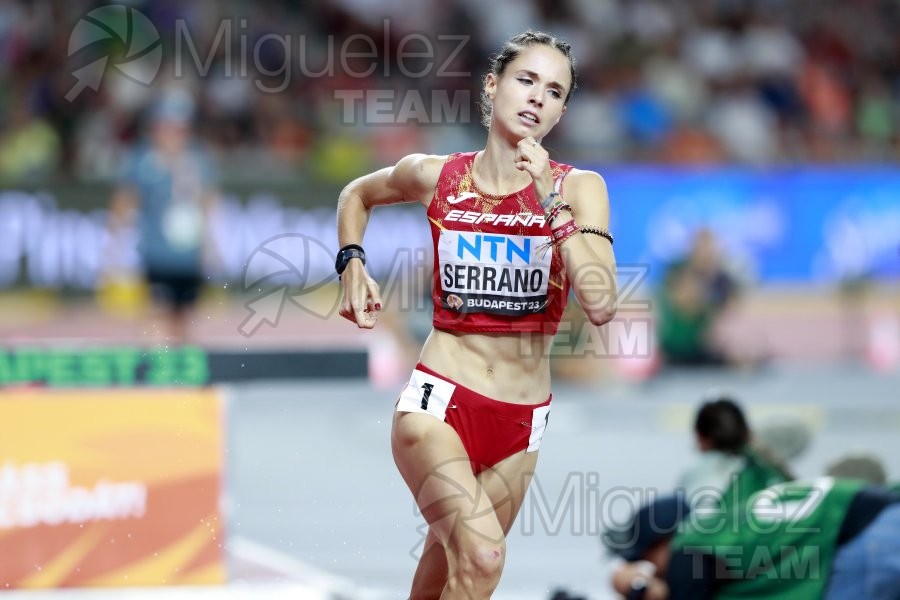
{"left": 706, "top": 82, "right": 779, "bottom": 164}
{"left": 753, "top": 413, "right": 813, "bottom": 465}
{"left": 105, "top": 88, "right": 219, "bottom": 344}
{"left": 827, "top": 452, "right": 889, "bottom": 486}
{"left": 677, "top": 396, "right": 793, "bottom": 507}
{"left": 655, "top": 229, "right": 745, "bottom": 368}
{"left": 604, "top": 480, "right": 900, "bottom": 600}
{"left": 0, "top": 98, "right": 60, "bottom": 182}
{"left": 657, "top": 124, "right": 725, "bottom": 163}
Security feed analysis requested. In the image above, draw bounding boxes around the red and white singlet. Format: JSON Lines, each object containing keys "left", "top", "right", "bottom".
{"left": 428, "top": 151, "right": 573, "bottom": 335}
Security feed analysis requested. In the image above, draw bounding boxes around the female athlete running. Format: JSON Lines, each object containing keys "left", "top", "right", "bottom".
{"left": 336, "top": 30, "right": 618, "bottom": 599}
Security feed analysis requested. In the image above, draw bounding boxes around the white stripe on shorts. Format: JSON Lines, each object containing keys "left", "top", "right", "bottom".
{"left": 527, "top": 404, "right": 551, "bottom": 452}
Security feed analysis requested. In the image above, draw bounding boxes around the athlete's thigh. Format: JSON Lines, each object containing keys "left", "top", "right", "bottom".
{"left": 477, "top": 448, "right": 540, "bottom": 535}
{"left": 392, "top": 411, "right": 504, "bottom": 546}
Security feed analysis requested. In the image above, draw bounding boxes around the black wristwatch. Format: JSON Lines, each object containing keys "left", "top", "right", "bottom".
{"left": 335, "top": 244, "right": 366, "bottom": 276}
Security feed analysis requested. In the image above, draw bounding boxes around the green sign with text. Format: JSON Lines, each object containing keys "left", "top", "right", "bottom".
{"left": 0, "top": 347, "right": 209, "bottom": 387}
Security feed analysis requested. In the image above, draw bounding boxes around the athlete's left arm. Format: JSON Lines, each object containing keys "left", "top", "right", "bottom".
{"left": 556, "top": 169, "right": 618, "bottom": 326}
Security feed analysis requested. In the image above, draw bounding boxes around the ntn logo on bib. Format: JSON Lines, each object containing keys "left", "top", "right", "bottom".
{"left": 441, "top": 231, "right": 551, "bottom": 266}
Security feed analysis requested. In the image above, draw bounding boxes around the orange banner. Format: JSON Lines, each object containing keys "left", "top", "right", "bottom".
{"left": 0, "top": 388, "right": 225, "bottom": 588}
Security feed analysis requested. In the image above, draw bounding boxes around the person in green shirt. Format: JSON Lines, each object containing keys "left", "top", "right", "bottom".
{"left": 655, "top": 230, "right": 738, "bottom": 368}
{"left": 678, "top": 396, "right": 794, "bottom": 509}
{"left": 605, "top": 478, "right": 900, "bottom": 599}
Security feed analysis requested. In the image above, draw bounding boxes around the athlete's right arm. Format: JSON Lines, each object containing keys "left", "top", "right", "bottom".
{"left": 336, "top": 153, "right": 445, "bottom": 328}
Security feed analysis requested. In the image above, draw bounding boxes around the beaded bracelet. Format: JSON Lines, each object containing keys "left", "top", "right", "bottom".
{"left": 547, "top": 201, "right": 573, "bottom": 224}
{"left": 551, "top": 219, "right": 579, "bottom": 245}
{"left": 580, "top": 226, "right": 614, "bottom": 246}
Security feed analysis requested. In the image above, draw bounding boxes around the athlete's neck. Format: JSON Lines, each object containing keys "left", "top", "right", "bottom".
{"left": 473, "top": 134, "right": 534, "bottom": 195}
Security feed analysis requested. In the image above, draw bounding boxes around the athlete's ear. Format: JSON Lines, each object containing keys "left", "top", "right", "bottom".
{"left": 484, "top": 73, "right": 497, "bottom": 101}
{"left": 557, "top": 104, "right": 567, "bottom": 123}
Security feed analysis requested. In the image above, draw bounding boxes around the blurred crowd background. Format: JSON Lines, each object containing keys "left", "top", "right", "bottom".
{"left": 2, "top": 0, "right": 900, "bottom": 187}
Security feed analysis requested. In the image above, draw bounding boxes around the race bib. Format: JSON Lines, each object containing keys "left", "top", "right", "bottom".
{"left": 437, "top": 230, "right": 552, "bottom": 316}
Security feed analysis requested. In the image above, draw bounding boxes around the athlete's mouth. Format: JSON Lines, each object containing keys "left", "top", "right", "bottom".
{"left": 518, "top": 111, "right": 540, "bottom": 124}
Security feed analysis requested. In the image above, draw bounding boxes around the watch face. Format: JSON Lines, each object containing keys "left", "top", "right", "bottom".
{"left": 336, "top": 248, "right": 364, "bottom": 274}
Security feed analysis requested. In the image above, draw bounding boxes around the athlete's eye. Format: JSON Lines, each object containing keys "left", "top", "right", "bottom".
{"left": 548, "top": 89, "right": 562, "bottom": 99}
{"left": 517, "top": 77, "right": 533, "bottom": 86}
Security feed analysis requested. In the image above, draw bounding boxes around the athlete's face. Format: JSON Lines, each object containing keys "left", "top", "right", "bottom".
{"left": 485, "top": 44, "right": 571, "bottom": 140}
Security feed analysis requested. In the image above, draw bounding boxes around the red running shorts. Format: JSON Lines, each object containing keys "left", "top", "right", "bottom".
{"left": 395, "top": 362, "right": 552, "bottom": 475}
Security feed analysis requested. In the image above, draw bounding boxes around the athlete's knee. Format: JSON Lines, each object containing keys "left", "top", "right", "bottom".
{"left": 464, "top": 541, "right": 505, "bottom": 579}
{"left": 451, "top": 538, "right": 506, "bottom": 591}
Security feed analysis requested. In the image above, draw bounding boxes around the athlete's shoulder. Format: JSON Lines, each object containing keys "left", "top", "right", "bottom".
{"left": 395, "top": 153, "right": 449, "bottom": 172}
{"left": 558, "top": 168, "right": 611, "bottom": 221}
{"left": 564, "top": 167, "right": 607, "bottom": 187}
{"left": 391, "top": 153, "right": 449, "bottom": 193}
{"left": 562, "top": 168, "right": 609, "bottom": 202}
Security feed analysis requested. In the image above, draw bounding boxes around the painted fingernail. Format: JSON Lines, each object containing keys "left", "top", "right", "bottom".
{"left": 375, "top": 303, "right": 382, "bottom": 310}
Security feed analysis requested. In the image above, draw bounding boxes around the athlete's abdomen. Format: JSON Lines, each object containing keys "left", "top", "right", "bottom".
{"left": 418, "top": 328, "right": 552, "bottom": 405}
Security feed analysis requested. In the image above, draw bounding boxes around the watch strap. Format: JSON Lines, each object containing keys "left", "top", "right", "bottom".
{"left": 335, "top": 244, "right": 366, "bottom": 275}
